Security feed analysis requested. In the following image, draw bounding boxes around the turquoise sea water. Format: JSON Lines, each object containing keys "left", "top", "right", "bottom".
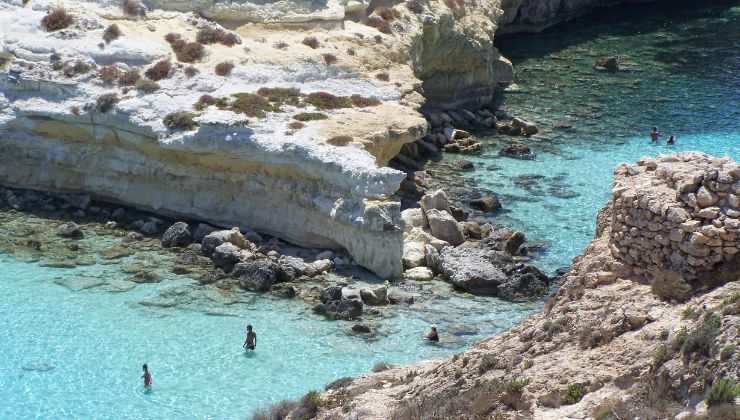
{"left": 0, "top": 251, "right": 532, "bottom": 419}
{"left": 468, "top": 1, "right": 740, "bottom": 272}
{"left": 2, "top": 2, "right": 739, "bottom": 419}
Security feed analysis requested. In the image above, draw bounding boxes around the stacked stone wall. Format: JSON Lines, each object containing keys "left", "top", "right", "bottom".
{"left": 608, "top": 152, "right": 740, "bottom": 284}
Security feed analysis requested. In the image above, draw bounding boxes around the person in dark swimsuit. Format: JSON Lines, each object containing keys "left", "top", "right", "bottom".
{"left": 425, "top": 326, "right": 439, "bottom": 342}
{"left": 650, "top": 127, "right": 660, "bottom": 143}
{"left": 667, "top": 135, "right": 675, "bottom": 145}
{"left": 243, "top": 325, "right": 257, "bottom": 350}
{"left": 142, "top": 364, "right": 152, "bottom": 388}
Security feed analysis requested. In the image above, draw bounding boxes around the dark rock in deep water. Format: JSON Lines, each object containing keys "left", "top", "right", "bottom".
{"left": 499, "top": 142, "right": 536, "bottom": 160}
{"left": 470, "top": 195, "right": 501, "bottom": 212}
{"left": 161, "top": 222, "right": 192, "bottom": 248}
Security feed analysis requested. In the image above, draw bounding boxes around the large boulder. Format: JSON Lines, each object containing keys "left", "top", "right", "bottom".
{"left": 193, "top": 223, "right": 219, "bottom": 243}
{"left": 402, "top": 241, "right": 427, "bottom": 269}
{"left": 470, "top": 196, "right": 501, "bottom": 213}
{"left": 439, "top": 247, "right": 548, "bottom": 299}
{"left": 404, "top": 266, "right": 434, "bottom": 281}
{"left": 57, "top": 222, "right": 83, "bottom": 239}
{"left": 161, "top": 222, "right": 192, "bottom": 248}
{"left": 314, "top": 286, "right": 364, "bottom": 320}
{"left": 212, "top": 243, "right": 241, "bottom": 272}
{"left": 426, "top": 209, "right": 465, "bottom": 246}
{"left": 401, "top": 208, "right": 426, "bottom": 231}
{"left": 360, "top": 285, "right": 388, "bottom": 305}
{"left": 420, "top": 189, "right": 451, "bottom": 214}
{"left": 276, "top": 256, "right": 310, "bottom": 282}
{"left": 237, "top": 260, "right": 279, "bottom": 292}
{"left": 202, "top": 228, "right": 249, "bottom": 256}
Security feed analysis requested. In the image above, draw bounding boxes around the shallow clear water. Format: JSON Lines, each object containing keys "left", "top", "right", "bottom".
{"left": 0, "top": 252, "right": 533, "bottom": 419}
{"left": 465, "top": 2, "right": 740, "bottom": 272}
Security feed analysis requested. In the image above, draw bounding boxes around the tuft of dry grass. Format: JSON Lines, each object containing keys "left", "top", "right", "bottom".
{"left": 103, "top": 24, "right": 122, "bottom": 43}
{"left": 293, "top": 112, "right": 328, "bottom": 122}
{"left": 214, "top": 61, "right": 234, "bottom": 76}
{"left": 63, "top": 61, "right": 92, "bottom": 78}
{"left": 305, "top": 92, "right": 352, "bottom": 110}
{"left": 273, "top": 41, "right": 289, "bottom": 50}
{"left": 366, "top": 16, "right": 391, "bottom": 34}
{"left": 375, "top": 72, "right": 390, "bottom": 82}
{"left": 302, "top": 36, "right": 320, "bottom": 49}
{"left": 144, "top": 60, "right": 172, "bottom": 81}
{"left": 346, "top": 48, "right": 356, "bottom": 56}
{"left": 175, "top": 42, "right": 205, "bottom": 63}
{"left": 288, "top": 121, "right": 306, "bottom": 130}
{"left": 41, "top": 8, "right": 74, "bottom": 32}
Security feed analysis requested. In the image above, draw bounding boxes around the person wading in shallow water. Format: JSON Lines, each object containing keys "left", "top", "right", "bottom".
{"left": 650, "top": 126, "right": 660, "bottom": 143}
{"left": 425, "top": 325, "right": 439, "bottom": 342}
{"left": 243, "top": 324, "right": 257, "bottom": 350}
{"left": 142, "top": 364, "right": 152, "bottom": 388}
{"left": 667, "top": 135, "right": 676, "bottom": 145}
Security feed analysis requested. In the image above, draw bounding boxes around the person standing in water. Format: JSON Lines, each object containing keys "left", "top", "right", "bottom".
{"left": 425, "top": 325, "right": 439, "bottom": 342}
{"left": 667, "top": 135, "right": 676, "bottom": 145}
{"left": 243, "top": 324, "right": 257, "bottom": 350}
{"left": 142, "top": 364, "right": 152, "bottom": 388}
{"left": 650, "top": 127, "right": 660, "bottom": 142}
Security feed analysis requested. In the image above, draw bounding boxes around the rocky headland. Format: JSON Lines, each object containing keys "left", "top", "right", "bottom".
{"left": 305, "top": 152, "right": 740, "bottom": 419}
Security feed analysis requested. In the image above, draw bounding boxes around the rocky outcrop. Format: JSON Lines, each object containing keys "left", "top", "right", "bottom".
{"left": 0, "top": 0, "right": 428, "bottom": 278}
{"left": 314, "top": 153, "right": 739, "bottom": 419}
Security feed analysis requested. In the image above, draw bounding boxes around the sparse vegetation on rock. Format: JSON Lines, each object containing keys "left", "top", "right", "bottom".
{"left": 376, "top": 72, "right": 390, "bottom": 82}
{"left": 322, "top": 53, "right": 337, "bottom": 65}
{"left": 327, "top": 135, "right": 353, "bottom": 146}
{"left": 122, "top": 0, "right": 145, "bottom": 17}
{"left": 41, "top": 8, "right": 74, "bottom": 32}
{"left": 196, "top": 27, "right": 240, "bottom": 47}
{"left": 293, "top": 112, "right": 328, "bottom": 122}
{"left": 118, "top": 69, "right": 140, "bottom": 86}
{"left": 257, "top": 87, "right": 302, "bottom": 106}
{"left": 562, "top": 383, "right": 587, "bottom": 405}
{"left": 366, "top": 16, "right": 392, "bottom": 34}
{"left": 288, "top": 121, "right": 306, "bottom": 130}
{"left": 707, "top": 378, "right": 740, "bottom": 406}
{"left": 230, "top": 93, "right": 275, "bottom": 118}
{"left": 135, "top": 79, "right": 160, "bottom": 94}
{"left": 96, "top": 93, "right": 119, "bottom": 113}
{"left": 351, "top": 95, "right": 382, "bottom": 107}
{"left": 183, "top": 66, "right": 199, "bottom": 78}
{"left": 163, "top": 112, "right": 199, "bottom": 131}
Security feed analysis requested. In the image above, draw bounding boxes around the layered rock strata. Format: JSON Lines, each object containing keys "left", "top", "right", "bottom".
{"left": 313, "top": 153, "right": 740, "bottom": 419}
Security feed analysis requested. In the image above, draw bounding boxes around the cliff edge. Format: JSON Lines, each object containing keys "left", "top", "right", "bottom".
{"left": 314, "top": 152, "right": 740, "bottom": 419}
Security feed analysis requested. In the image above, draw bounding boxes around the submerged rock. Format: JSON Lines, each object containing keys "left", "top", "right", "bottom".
{"left": 57, "top": 222, "right": 83, "bottom": 239}
{"left": 54, "top": 276, "right": 105, "bottom": 291}
{"left": 470, "top": 196, "right": 501, "bottom": 212}
{"left": 499, "top": 142, "right": 535, "bottom": 160}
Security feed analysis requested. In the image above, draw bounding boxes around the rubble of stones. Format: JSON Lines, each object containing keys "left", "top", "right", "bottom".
{"left": 401, "top": 189, "right": 550, "bottom": 300}
{"left": 609, "top": 152, "right": 740, "bottom": 300}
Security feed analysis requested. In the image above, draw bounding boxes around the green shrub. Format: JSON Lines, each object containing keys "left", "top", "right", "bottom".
{"left": 293, "top": 112, "right": 328, "bottom": 122}
{"left": 562, "top": 383, "right": 586, "bottom": 405}
{"left": 653, "top": 344, "right": 670, "bottom": 367}
{"left": 681, "top": 306, "right": 699, "bottom": 319}
{"left": 506, "top": 377, "right": 530, "bottom": 394}
{"left": 707, "top": 378, "right": 740, "bottom": 406}
{"left": 96, "top": 93, "right": 119, "bottom": 113}
{"left": 230, "top": 93, "right": 275, "bottom": 118}
{"left": 175, "top": 42, "right": 205, "bottom": 63}
{"left": 671, "top": 326, "right": 688, "bottom": 352}
{"left": 256, "top": 87, "right": 302, "bottom": 106}
{"left": 118, "top": 69, "right": 140, "bottom": 86}
{"left": 103, "top": 24, "right": 122, "bottom": 43}
{"left": 135, "top": 79, "right": 160, "bottom": 94}
{"left": 305, "top": 92, "right": 352, "bottom": 110}
{"left": 522, "top": 359, "right": 533, "bottom": 369}
{"left": 144, "top": 60, "right": 172, "bottom": 81}
{"left": 681, "top": 312, "right": 721, "bottom": 357}
{"left": 214, "top": 61, "right": 234, "bottom": 76}
{"left": 302, "top": 36, "right": 320, "bottom": 49}
{"left": 163, "top": 112, "right": 199, "bottom": 131}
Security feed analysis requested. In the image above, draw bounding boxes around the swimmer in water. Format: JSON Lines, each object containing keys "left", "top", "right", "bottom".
{"left": 425, "top": 325, "right": 439, "bottom": 342}
{"left": 142, "top": 364, "right": 152, "bottom": 388}
{"left": 667, "top": 135, "right": 675, "bottom": 145}
{"left": 243, "top": 324, "right": 257, "bottom": 350}
{"left": 650, "top": 127, "right": 660, "bottom": 142}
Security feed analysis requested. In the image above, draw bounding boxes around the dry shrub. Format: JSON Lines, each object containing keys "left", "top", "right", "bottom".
{"left": 196, "top": 27, "right": 225, "bottom": 44}
{"left": 302, "top": 36, "right": 320, "bottom": 49}
{"left": 273, "top": 41, "right": 289, "bottom": 50}
{"left": 375, "top": 72, "right": 390, "bottom": 82}
{"left": 98, "top": 65, "right": 120, "bottom": 83}
{"left": 374, "top": 34, "right": 383, "bottom": 44}
{"left": 366, "top": 16, "right": 391, "bottom": 34}
{"left": 184, "top": 66, "right": 199, "bottom": 78}
{"left": 163, "top": 112, "right": 199, "bottom": 131}
{"left": 63, "top": 61, "right": 92, "bottom": 77}
{"left": 214, "top": 61, "right": 234, "bottom": 76}
{"left": 305, "top": 92, "right": 352, "bottom": 110}
{"left": 122, "top": 0, "right": 145, "bottom": 17}
{"left": 351, "top": 95, "right": 381, "bottom": 107}
{"left": 288, "top": 121, "right": 306, "bottom": 130}
{"left": 145, "top": 60, "right": 172, "bottom": 81}
{"left": 70, "top": 105, "right": 81, "bottom": 116}
{"left": 165, "top": 32, "right": 182, "bottom": 45}
{"left": 194, "top": 94, "right": 228, "bottom": 111}
{"left": 256, "top": 87, "right": 302, "bottom": 106}
{"left": 96, "top": 93, "right": 119, "bottom": 113}
{"left": 175, "top": 42, "right": 205, "bottom": 63}
{"left": 103, "top": 24, "right": 122, "bottom": 43}
{"left": 322, "top": 53, "right": 337, "bottom": 65}
{"left": 118, "top": 69, "right": 140, "bottom": 86}
{"left": 346, "top": 48, "right": 356, "bottom": 56}
{"left": 221, "top": 32, "right": 240, "bottom": 47}
{"left": 135, "top": 79, "right": 160, "bottom": 93}
{"left": 41, "top": 8, "right": 74, "bottom": 32}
